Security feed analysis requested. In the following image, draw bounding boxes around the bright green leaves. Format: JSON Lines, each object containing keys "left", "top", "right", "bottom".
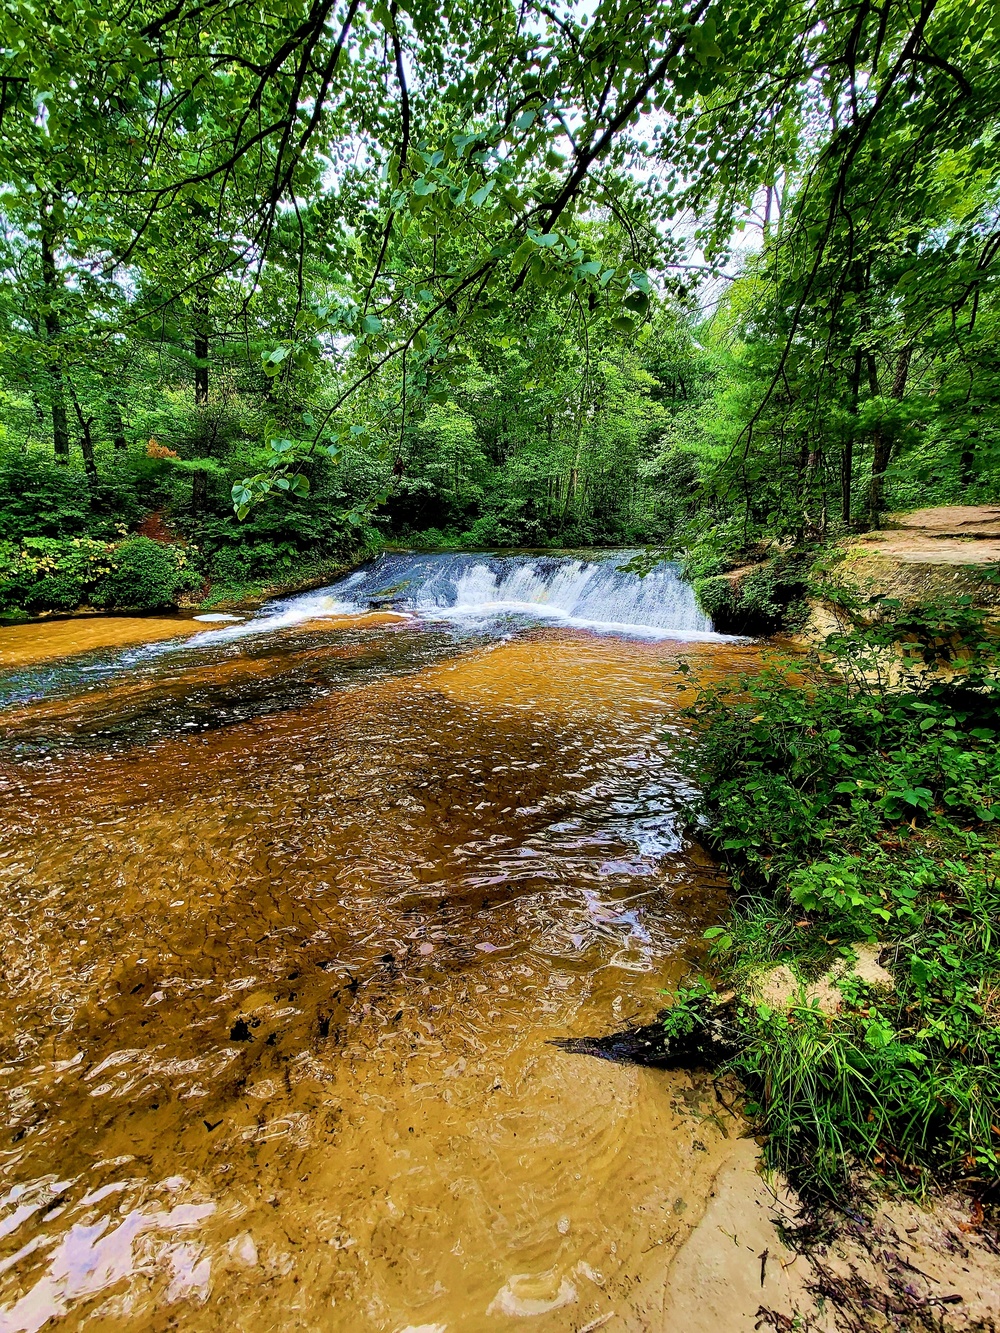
{"left": 261, "top": 344, "right": 290, "bottom": 378}
{"left": 682, "top": 16, "right": 723, "bottom": 65}
{"left": 469, "top": 181, "right": 495, "bottom": 207}
{"left": 232, "top": 418, "right": 344, "bottom": 519}
{"left": 703, "top": 925, "right": 734, "bottom": 951}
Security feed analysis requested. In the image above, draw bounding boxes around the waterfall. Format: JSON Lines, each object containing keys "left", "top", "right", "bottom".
{"left": 201, "top": 551, "right": 727, "bottom": 644}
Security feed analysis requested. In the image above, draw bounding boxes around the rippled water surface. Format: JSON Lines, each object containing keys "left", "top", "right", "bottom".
{"left": 0, "top": 558, "right": 760, "bottom": 1332}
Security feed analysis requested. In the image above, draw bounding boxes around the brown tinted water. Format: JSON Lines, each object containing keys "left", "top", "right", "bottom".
{"left": 0, "top": 612, "right": 760, "bottom": 1332}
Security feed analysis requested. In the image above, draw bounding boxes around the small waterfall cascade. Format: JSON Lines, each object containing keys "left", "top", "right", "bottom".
{"left": 223, "top": 550, "right": 723, "bottom": 642}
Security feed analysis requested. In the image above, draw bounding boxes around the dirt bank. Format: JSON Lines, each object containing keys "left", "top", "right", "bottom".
{"left": 789, "top": 504, "right": 1000, "bottom": 645}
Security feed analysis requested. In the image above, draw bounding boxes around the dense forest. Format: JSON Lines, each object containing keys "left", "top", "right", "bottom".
{"left": 4, "top": 0, "right": 1000, "bottom": 1207}
{"left": 2, "top": 0, "right": 997, "bottom": 616}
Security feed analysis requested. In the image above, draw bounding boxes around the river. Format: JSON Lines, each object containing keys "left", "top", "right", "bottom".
{"left": 0, "top": 551, "right": 760, "bottom": 1332}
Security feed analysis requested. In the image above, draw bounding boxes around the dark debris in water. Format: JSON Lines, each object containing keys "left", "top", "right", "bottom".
{"left": 551, "top": 996, "right": 742, "bottom": 1070}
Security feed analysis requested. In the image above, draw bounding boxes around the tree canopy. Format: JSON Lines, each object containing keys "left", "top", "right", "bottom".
{"left": 1, "top": 0, "right": 998, "bottom": 598}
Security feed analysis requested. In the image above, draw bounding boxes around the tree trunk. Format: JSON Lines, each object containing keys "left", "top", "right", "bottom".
{"left": 192, "top": 468, "right": 208, "bottom": 513}
{"left": 40, "top": 203, "right": 70, "bottom": 460}
{"left": 961, "top": 405, "right": 982, "bottom": 488}
{"left": 194, "top": 285, "right": 210, "bottom": 406}
{"left": 842, "top": 348, "right": 862, "bottom": 527}
{"left": 869, "top": 346, "right": 911, "bottom": 521}
{"left": 107, "top": 396, "right": 128, "bottom": 452}
{"left": 866, "top": 353, "right": 880, "bottom": 397}
{"left": 69, "top": 383, "right": 98, "bottom": 484}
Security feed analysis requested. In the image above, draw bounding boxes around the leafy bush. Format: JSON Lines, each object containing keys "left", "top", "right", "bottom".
{"left": 91, "top": 536, "right": 203, "bottom": 611}
{"left": 0, "top": 534, "right": 203, "bottom": 612}
{"left": 0, "top": 536, "right": 118, "bottom": 611}
{"left": 408, "top": 526, "right": 463, "bottom": 550}
{"left": 681, "top": 595, "right": 1000, "bottom": 1193}
{"left": 0, "top": 447, "right": 146, "bottom": 541}
{"left": 691, "top": 550, "right": 811, "bottom": 634}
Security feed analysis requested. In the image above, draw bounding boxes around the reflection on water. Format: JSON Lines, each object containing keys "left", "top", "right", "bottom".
{"left": 0, "top": 598, "right": 759, "bottom": 1331}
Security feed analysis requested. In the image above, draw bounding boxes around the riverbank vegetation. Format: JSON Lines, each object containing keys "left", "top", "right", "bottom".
{"left": 680, "top": 593, "right": 1000, "bottom": 1201}
{"left": 3, "top": 0, "right": 1000, "bottom": 1211}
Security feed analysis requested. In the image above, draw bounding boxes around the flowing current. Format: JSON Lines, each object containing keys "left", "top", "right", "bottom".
{"left": 190, "top": 550, "right": 720, "bottom": 647}
{"left": 0, "top": 551, "right": 757, "bottom": 1332}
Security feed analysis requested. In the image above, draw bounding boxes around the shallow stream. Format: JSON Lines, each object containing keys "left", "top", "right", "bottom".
{"left": 0, "top": 551, "right": 760, "bottom": 1332}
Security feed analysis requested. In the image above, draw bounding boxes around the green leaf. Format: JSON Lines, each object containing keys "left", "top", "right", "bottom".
{"left": 515, "top": 109, "right": 536, "bottom": 130}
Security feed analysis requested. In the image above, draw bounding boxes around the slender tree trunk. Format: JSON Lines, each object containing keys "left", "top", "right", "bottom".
{"left": 842, "top": 348, "right": 862, "bottom": 527}
{"left": 891, "top": 345, "right": 912, "bottom": 399}
{"left": 107, "top": 396, "right": 128, "bottom": 452}
{"left": 960, "top": 405, "right": 982, "bottom": 488}
{"left": 869, "top": 345, "right": 911, "bottom": 521}
{"left": 69, "top": 384, "right": 98, "bottom": 484}
{"left": 194, "top": 285, "right": 210, "bottom": 406}
{"left": 192, "top": 468, "right": 208, "bottom": 513}
{"left": 40, "top": 203, "right": 70, "bottom": 460}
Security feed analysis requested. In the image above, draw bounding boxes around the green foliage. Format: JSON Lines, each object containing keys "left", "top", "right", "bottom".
{"left": 0, "top": 535, "right": 117, "bottom": 612}
{"left": 0, "top": 533, "right": 202, "bottom": 613}
{"left": 0, "top": 448, "right": 143, "bottom": 541}
{"left": 2, "top": 0, "right": 998, "bottom": 576}
{"left": 682, "top": 599, "right": 1000, "bottom": 1192}
{"left": 691, "top": 552, "right": 811, "bottom": 634}
{"left": 661, "top": 979, "right": 715, "bottom": 1039}
{"left": 90, "top": 536, "right": 203, "bottom": 611}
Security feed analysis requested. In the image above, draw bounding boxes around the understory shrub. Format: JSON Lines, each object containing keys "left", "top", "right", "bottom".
{"left": 0, "top": 446, "right": 146, "bottom": 541}
{"left": 690, "top": 548, "right": 812, "bottom": 634}
{"left": 91, "top": 536, "right": 203, "bottom": 610}
{"left": 678, "top": 594, "right": 1000, "bottom": 1195}
{"left": 0, "top": 534, "right": 202, "bottom": 612}
{"left": 0, "top": 536, "right": 118, "bottom": 611}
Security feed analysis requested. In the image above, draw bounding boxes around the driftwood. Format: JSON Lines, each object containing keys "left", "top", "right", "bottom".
{"left": 550, "top": 994, "right": 742, "bottom": 1070}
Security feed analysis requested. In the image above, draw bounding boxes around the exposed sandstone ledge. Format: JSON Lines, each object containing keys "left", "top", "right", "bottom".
{"left": 796, "top": 505, "right": 1000, "bottom": 646}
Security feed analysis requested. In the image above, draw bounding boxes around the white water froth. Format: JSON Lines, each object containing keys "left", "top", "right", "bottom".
{"left": 191, "top": 551, "right": 734, "bottom": 646}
